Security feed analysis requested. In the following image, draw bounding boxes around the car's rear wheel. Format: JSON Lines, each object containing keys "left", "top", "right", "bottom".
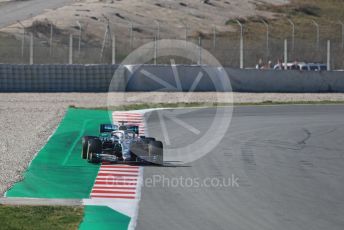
{"left": 148, "top": 141, "right": 163, "bottom": 165}
{"left": 87, "top": 138, "right": 102, "bottom": 163}
{"left": 82, "top": 136, "right": 97, "bottom": 159}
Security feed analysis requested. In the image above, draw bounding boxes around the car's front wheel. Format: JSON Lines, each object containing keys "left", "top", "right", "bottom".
{"left": 82, "top": 136, "right": 97, "bottom": 159}
{"left": 87, "top": 138, "right": 102, "bottom": 163}
{"left": 148, "top": 141, "right": 163, "bottom": 165}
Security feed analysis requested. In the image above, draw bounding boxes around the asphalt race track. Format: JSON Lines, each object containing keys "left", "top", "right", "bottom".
{"left": 138, "top": 105, "right": 344, "bottom": 230}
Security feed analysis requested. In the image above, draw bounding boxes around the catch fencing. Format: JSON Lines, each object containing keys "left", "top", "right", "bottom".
{"left": 1, "top": 20, "right": 343, "bottom": 69}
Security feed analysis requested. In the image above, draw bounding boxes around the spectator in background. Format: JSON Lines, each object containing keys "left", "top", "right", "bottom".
{"left": 256, "top": 58, "right": 263, "bottom": 69}
{"left": 290, "top": 60, "right": 300, "bottom": 70}
{"left": 274, "top": 59, "right": 284, "bottom": 70}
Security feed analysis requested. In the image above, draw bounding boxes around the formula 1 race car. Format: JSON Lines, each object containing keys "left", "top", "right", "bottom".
{"left": 81, "top": 123, "right": 163, "bottom": 165}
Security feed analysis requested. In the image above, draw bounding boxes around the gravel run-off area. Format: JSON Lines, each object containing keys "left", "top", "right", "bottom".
{"left": 2, "top": 92, "right": 344, "bottom": 196}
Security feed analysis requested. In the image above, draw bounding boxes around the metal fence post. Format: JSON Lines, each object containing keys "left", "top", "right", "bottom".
{"left": 22, "top": 28, "right": 25, "bottom": 58}
{"left": 17, "top": 20, "right": 25, "bottom": 58}
{"left": 154, "top": 20, "right": 160, "bottom": 62}
{"left": 100, "top": 21, "right": 110, "bottom": 62}
{"left": 155, "top": 20, "right": 160, "bottom": 41}
{"left": 50, "top": 22, "right": 53, "bottom": 57}
{"left": 22, "top": 28, "right": 26, "bottom": 59}
{"left": 312, "top": 20, "right": 319, "bottom": 50}
{"left": 29, "top": 32, "right": 33, "bottom": 65}
{"left": 261, "top": 19, "right": 269, "bottom": 58}
{"left": 327, "top": 40, "right": 331, "bottom": 71}
{"left": 183, "top": 22, "right": 188, "bottom": 45}
{"left": 284, "top": 39, "right": 288, "bottom": 69}
{"left": 129, "top": 22, "right": 133, "bottom": 49}
{"left": 112, "top": 34, "right": 116, "bottom": 64}
{"left": 339, "top": 20, "right": 344, "bottom": 49}
{"left": 213, "top": 26, "right": 216, "bottom": 49}
{"left": 288, "top": 19, "right": 295, "bottom": 53}
{"left": 154, "top": 36, "right": 157, "bottom": 65}
{"left": 76, "top": 21, "right": 82, "bottom": 57}
{"left": 198, "top": 36, "right": 202, "bottom": 65}
{"left": 69, "top": 34, "right": 73, "bottom": 64}
{"left": 236, "top": 20, "right": 244, "bottom": 69}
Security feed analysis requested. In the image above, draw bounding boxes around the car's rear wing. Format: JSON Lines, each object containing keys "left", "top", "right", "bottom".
{"left": 117, "top": 121, "right": 139, "bottom": 135}
{"left": 100, "top": 124, "right": 118, "bottom": 134}
{"left": 127, "top": 125, "right": 139, "bottom": 135}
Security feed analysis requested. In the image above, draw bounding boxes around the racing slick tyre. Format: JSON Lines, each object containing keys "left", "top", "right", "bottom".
{"left": 82, "top": 136, "right": 97, "bottom": 159}
{"left": 142, "top": 137, "right": 156, "bottom": 144}
{"left": 129, "top": 142, "right": 138, "bottom": 162}
{"left": 148, "top": 141, "right": 163, "bottom": 165}
{"left": 87, "top": 138, "right": 102, "bottom": 163}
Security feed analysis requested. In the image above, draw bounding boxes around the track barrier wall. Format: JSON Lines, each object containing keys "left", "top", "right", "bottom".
{"left": 0, "top": 64, "right": 344, "bottom": 92}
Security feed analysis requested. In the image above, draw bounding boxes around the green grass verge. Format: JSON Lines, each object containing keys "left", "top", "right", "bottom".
{"left": 6, "top": 108, "right": 111, "bottom": 199}
{"left": 0, "top": 205, "right": 83, "bottom": 230}
{"left": 72, "top": 100, "right": 344, "bottom": 111}
{"left": 79, "top": 206, "right": 130, "bottom": 230}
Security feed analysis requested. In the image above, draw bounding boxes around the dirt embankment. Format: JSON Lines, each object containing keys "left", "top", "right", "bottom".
{"left": 1, "top": 0, "right": 289, "bottom": 40}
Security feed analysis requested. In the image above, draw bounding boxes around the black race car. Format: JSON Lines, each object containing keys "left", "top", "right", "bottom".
{"left": 81, "top": 123, "right": 163, "bottom": 165}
